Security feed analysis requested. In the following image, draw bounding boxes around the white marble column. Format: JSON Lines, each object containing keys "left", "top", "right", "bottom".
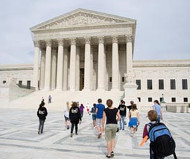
{"left": 51, "top": 49, "right": 57, "bottom": 90}
{"left": 76, "top": 46, "right": 80, "bottom": 90}
{"left": 63, "top": 48, "right": 68, "bottom": 90}
{"left": 112, "top": 36, "right": 119, "bottom": 90}
{"left": 126, "top": 35, "right": 133, "bottom": 74}
{"left": 84, "top": 37, "right": 91, "bottom": 91}
{"left": 56, "top": 40, "right": 64, "bottom": 90}
{"left": 44, "top": 40, "right": 52, "bottom": 90}
{"left": 90, "top": 45, "right": 94, "bottom": 90}
{"left": 69, "top": 39, "right": 76, "bottom": 91}
{"left": 33, "top": 41, "right": 40, "bottom": 90}
{"left": 97, "top": 37, "right": 105, "bottom": 90}
{"left": 40, "top": 49, "right": 45, "bottom": 90}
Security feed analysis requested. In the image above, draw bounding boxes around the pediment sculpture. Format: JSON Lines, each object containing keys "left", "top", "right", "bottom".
{"left": 38, "top": 12, "right": 127, "bottom": 30}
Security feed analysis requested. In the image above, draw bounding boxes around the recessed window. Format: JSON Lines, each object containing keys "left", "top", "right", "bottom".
{"left": 148, "top": 97, "right": 152, "bottom": 102}
{"left": 3, "top": 81, "right": 6, "bottom": 84}
{"left": 170, "top": 79, "right": 176, "bottom": 90}
{"left": 160, "top": 97, "right": 162, "bottom": 103}
{"left": 122, "top": 77, "right": 125, "bottom": 82}
{"left": 137, "top": 97, "right": 141, "bottom": 102}
{"left": 182, "top": 79, "right": 188, "bottom": 90}
{"left": 147, "top": 80, "right": 152, "bottom": 90}
{"left": 136, "top": 80, "right": 141, "bottom": 90}
{"left": 19, "top": 81, "right": 22, "bottom": 86}
{"left": 184, "top": 98, "right": 188, "bottom": 102}
{"left": 159, "top": 79, "right": 164, "bottom": 90}
{"left": 109, "top": 77, "right": 112, "bottom": 82}
{"left": 27, "top": 81, "right": 31, "bottom": 89}
{"left": 171, "top": 97, "right": 176, "bottom": 102}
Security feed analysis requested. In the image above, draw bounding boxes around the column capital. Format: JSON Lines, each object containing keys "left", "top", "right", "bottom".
{"left": 70, "top": 38, "right": 76, "bottom": 45}
{"left": 126, "top": 35, "right": 133, "bottom": 42}
{"left": 34, "top": 40, "right": 40, "bottom": 47}
{"left": 112, "top": 36, "right": 118, "bottom": 43}
{"left": 85, "top": 37, "right": 91, "bottom": 44}
{"left": 98, "top": 36, "right": 104, "bottom": 44}
{"left": 57, "top": 39, "right": 64, "bottom": 46}
{"left": 46, "top": 40, "right": 52, "bottom": 47}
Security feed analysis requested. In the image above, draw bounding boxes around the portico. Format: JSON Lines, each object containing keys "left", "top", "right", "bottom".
{"left": 31, "top": 9, "right": 136, "bottom": 91}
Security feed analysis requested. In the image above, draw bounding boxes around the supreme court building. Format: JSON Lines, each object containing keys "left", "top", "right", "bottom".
{"left": 31, "top": 8, "right": 136, "bottom": 92}
{"left": 0, "top": 8, "right": 190, "bottom": 107}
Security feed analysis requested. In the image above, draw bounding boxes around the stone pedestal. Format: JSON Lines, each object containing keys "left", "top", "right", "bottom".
{"left": 123, "top": 82, "right": 138, "bottom": 106}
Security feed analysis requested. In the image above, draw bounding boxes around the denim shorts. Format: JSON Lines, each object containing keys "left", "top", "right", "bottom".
{"left": 92, "top": 114, "right": 96, "bottom": 121}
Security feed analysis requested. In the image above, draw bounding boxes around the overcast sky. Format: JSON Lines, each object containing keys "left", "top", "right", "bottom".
{"left": 0, "top": 0, "right": 190, "bottom": 65}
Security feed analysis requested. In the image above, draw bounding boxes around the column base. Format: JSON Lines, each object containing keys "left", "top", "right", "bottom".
{"left": 111, "top": 88, "right": 120, "bottom": 92}
{"left": 96, "top": 88, "right": 105, "bottom": 92}
{"left": 82, "top": 88, "right": 91, "bottom": 92}
{"left": 35, "top": 87, "right": 39, "bottom": 91}
{"left": 56, "top": 88, "right": 63, "bottom": 91}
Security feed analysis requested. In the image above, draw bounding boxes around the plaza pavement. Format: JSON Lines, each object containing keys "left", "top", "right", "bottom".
{"left": 0, "top": 104, "right": 190, "bottom": 159}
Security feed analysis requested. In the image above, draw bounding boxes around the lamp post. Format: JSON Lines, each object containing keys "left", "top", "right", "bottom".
{"left": 161, "top": 93, "right": 166, "bottom": 111}
{"left": 161, "top": 94, "right": 165, "bottom": 103}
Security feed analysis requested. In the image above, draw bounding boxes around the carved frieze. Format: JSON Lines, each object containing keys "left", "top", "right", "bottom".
{"left": 38, "top": 12, "right": 126, "bottom": 30}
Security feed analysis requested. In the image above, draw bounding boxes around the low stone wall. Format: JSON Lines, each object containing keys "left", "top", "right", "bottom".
{"left": 166, "top": 103, "right": 189, "bottom": 113}
{"left": 9, "top": 79, "right": 35, "bottom": 101}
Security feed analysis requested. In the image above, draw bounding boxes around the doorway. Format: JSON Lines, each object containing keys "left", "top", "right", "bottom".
{"left": 80, "top": 68, "right": 84, "bottom": 90}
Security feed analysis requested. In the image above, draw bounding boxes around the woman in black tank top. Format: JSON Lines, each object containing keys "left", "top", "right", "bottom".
{"left": 102, "top": 99, "right": 121, "bottom": 158}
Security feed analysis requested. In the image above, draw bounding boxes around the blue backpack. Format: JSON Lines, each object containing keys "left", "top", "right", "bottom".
{"left": 148, "top": 122, "right": 177, "bottom": 159}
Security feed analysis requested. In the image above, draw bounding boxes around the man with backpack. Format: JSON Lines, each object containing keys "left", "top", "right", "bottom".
{"left": 143, "top": 110, "right": 177, "bottom": 159}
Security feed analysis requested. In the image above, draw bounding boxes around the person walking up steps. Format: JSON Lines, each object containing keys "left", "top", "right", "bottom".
{"left": 118, "top": 100, "right": 127, "bottom": 130}
{"left": 96, "top": 98, "right": 105, "bottom": 138}
{"left": 102, "top": 99, "right": 121, "bottom": 158}
{"left": 128, "top": 104, "right": 140, "bottom": 136}
{"left": 79, "top": 104, "right": 85, "bottom": 119}
{"left": 142, "top": 110, "right": 177, "bottom": 159}
{"left": 48, "top": 95, "right": 52, "bottom": 103}
{"left": 37, "top": 101, "right": 48, "bottom": 134}
{"left": 152, "top": 100, "right": 163, "bottom": 123}
{"left": 69, "top": 102, "right": 81, "bottom": 137}
{"left": 64, "top": 102, "right": 70, "bottom": 129}
{"left": 127, "top": 101, "right": 135, "bottom": 111}
{"left": 91, "top": 103, "right": 97, "bottom": 128}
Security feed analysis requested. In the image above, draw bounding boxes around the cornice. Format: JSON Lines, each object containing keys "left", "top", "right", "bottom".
{"left": 133, "top": 60, "right": 190, "bottom": 68}
{"left": 0, "top": 64, "right": 33, "bottom": 71}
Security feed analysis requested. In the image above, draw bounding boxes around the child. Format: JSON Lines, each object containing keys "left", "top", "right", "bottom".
{"left": 64, "top": 102, "right": 70, "bottom": 129}
{"left": 128, "top": 104, "right": 140, "bottom": 136}
{"left": 143, "top": 110, "right": 177, "bottom": 159}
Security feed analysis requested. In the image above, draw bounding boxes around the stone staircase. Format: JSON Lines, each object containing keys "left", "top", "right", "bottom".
{"left": 9, "top": 90, "right": 124, "bottom": 110}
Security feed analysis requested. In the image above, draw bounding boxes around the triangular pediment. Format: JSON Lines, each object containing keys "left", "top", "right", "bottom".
{"left": 31, "top": 8, "right": 136, "bottom": 31}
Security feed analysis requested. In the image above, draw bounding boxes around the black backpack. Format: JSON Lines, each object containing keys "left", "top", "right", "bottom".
{"left": 148, "top": 122, "right": 177, "bottom": 159}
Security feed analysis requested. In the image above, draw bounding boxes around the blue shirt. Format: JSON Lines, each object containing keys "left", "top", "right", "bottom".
{"left": 153, "top": 104, "right": 161, "bottom": 116}
{"left": 96, "top": 104, "right": 105, "bottom": 119}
